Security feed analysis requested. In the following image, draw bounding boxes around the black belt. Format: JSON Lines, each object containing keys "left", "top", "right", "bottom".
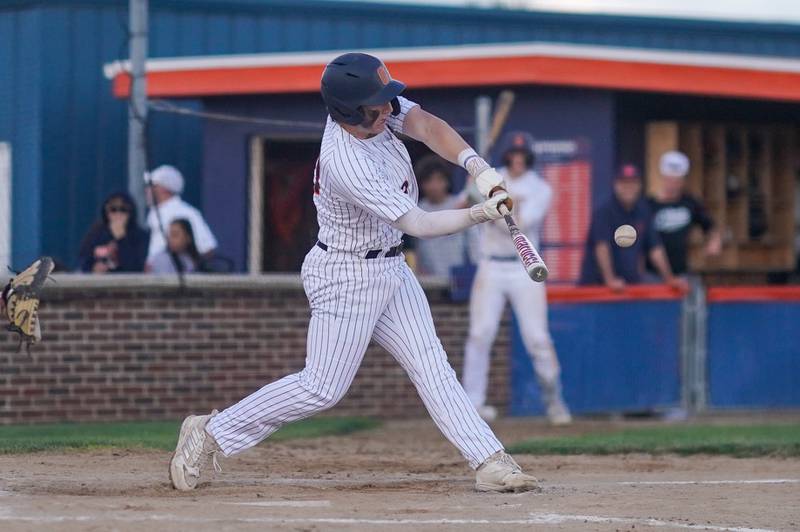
{"left": 316, "top": 240, "right": 403, "bottom": 259}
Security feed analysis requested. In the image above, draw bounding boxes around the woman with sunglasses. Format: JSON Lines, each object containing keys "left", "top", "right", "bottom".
{"left": 78, "top": 192, "right": 149, "bottom": 273}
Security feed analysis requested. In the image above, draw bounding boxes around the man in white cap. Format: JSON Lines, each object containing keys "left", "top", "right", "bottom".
{"left": 145, "top": 165, "right": 218, "bottom": 264}
{"left": 649, "top": 151, "right": 722, "bottom": 276}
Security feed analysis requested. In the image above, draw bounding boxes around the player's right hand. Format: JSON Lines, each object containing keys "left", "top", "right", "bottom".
{"left": 470, "top": 190, "right": 512, "bottom": 223}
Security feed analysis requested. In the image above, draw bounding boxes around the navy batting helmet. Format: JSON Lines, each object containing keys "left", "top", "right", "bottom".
{"left": 320, "top": 53, "right": 406, "bottom": 126}
{"left": 497, "top": 131, "right": 536, "bottom": 168}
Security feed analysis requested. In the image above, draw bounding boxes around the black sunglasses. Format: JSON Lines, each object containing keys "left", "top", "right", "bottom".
{"left": 107, "top": 206, "right": 131, "bottom": 214}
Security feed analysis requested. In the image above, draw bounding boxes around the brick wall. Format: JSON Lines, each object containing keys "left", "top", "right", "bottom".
{"left": 0, "top": 275, "right": 512, "bottom": 424}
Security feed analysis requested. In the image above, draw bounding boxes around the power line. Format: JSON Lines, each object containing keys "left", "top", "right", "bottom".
{"left": 148, "top": 99, "right": 477, "bottom": 133}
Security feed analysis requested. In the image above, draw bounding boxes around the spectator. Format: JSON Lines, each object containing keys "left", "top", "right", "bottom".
{"left": 648, "top": 150, "right": 722, "bottom": 276}
{"left": 148, "top": 219, "right": 201, "bottom": 274}
{"left": 579, "top": 164, "right": 687, "bottom": 291}
{"left": 145, "top": 165, "right": 218, "bottom": 264}
{"left": 78, "top": 192, "right": 148, "bottom": 273}
{"left": 412, "top": 155, "right": 469, "bottom": 276}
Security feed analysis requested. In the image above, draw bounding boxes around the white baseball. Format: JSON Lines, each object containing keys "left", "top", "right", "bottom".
{"left": 614, "top": 224, "right": 637, "bottom": 247}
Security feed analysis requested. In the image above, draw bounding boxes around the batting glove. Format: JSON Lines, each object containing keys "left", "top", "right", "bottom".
{"left": 470, "top": 190, "right": 513, "bottom": 223}
{"left": 457, "top": 149, "right": 506, "bottom": 199}
{"left": 475, "top": 167, "right": 506, "bottom": 198}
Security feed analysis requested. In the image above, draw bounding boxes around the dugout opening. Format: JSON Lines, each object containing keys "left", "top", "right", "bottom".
{"left": 247, "top": 132, "right": 449, "bottom": 274}
{"left": 248, "top": 136, "right": 320, "bottom": 273}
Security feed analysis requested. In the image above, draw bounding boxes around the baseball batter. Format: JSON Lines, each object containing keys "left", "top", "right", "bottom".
{"left": 463, "top": 132, "right": 571, "bottom": 425}
{"left": 169, "top": 53, "right": 538, "bottom": 493}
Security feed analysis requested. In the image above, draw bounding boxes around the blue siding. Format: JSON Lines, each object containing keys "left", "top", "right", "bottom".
{"left": 511, "top": 301, "right": 682, "bottom": 416}
{"left": 0, "top": 9, "right": 43, "bottom": 268}
{"left": 25, "top": 5, "right": 204, "bottom": 268}
{"left": 708, "top": 302, "right": 800, "bottom": 409}
{"left": 1, "top": 0, "right": 799, "bottom": 267}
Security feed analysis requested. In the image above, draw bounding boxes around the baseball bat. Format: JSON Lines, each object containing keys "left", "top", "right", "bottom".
{"left": 485, "top": 90, "right": 516, "bottom": 155}
{"left": 498, "top": 204, "right": 549, "bottom": 282}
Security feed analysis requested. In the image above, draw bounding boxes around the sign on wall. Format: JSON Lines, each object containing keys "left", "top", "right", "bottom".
{"left": 537, "top": 139, "right": 593, "bottom": 284}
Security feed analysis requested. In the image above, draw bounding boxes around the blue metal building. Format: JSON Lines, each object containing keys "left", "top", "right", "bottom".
{"left": 2, "top": 0, "right": 800, "bottom": 268}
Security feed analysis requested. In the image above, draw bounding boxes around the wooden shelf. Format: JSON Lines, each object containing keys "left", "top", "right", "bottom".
{"left": 646, "top": 121, "right": 797, "bottom": 274}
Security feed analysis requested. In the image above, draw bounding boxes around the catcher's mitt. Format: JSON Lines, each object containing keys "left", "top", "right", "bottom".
{"left": 2, "top": 257, "right": 54, "bottom": 352}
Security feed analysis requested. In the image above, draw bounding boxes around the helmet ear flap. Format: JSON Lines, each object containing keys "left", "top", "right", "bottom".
{"left": 323, "top": 92, "right": 365, "bottom": 126}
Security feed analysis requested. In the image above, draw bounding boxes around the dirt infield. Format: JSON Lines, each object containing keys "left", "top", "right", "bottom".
{"left": 1, "top": 418, "right": 798, "bottom": 531}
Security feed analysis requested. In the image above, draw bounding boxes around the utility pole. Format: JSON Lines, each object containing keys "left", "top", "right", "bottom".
{"left": 128, "top": 0, "right": 148, "bottom": 224}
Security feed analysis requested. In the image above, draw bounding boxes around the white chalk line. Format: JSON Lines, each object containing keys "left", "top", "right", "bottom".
{"left": 224, "top": 499, "right": 331, "bottom": 508}
{"left": 3, "top": 475, "right": 797, "bottom": 490}
{"left": 618, "top": 479, "right": 799, "bottom": 486}
{"left": 205, "top": 476, "right": 800, "bottom": 488}
{"left": 528, "top": 513, "right": 775, "bottom": 532}
{"left": 0, "top": 510, "right": 777, "bottom": 531}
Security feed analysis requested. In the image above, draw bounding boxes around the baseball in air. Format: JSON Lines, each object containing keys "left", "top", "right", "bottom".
{"left": 614, "top": 224, "right": 637, "bottom": 247}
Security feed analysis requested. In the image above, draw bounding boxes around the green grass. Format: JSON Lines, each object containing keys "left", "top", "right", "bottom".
{"left": 508, "top": 424, "right": 800, "bottom": 458}
{"left": 0, "top": 416, "right": 379, "bottom": 454}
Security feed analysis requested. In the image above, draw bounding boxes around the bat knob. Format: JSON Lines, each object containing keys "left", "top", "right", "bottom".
{"left": 530, "top": 265, "right": 549, "bottom": 282}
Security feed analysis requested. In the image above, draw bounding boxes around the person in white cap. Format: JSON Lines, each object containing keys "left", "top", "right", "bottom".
{"left": 144, "top": 165, "right": 218, "bottom": 266}
{"left": 649, "top": 151, "right": 722, "bottom": 276}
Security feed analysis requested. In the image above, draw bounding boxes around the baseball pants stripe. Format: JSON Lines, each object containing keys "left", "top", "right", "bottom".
{"left": 207, "top": 247, "right": 503, "bottom": 468}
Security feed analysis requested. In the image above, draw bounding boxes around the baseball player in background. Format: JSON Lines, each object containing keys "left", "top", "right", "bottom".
{"left": 462, "top": 132, "right": 572, "bottom": 425}
{"left": 169, "top": 53, "right": 539, "bottom": 493}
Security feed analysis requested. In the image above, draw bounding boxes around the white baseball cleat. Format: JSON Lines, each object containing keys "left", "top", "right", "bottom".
{"left": 546, "top": 401, "right": 573, "bottom": 426}
{"left": 475, "top": 451, "right": 540, "bottom": 492}
{"left": 169, "top": 410, "right": 221, "bottom": 491}
{"left": 477, "top": 405, "right": 498, "bottom": 422}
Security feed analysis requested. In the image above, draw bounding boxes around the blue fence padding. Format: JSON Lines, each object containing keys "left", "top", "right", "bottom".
{"left": 708, "top": 302, "right": 800, "bottom": 409}
{"left": 510, "top": 301, "right": 682, "bottom": 416}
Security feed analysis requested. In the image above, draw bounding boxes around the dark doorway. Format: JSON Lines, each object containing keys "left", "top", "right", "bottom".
{"left": 260, "top": 139, "right": 320, "bottom": 272}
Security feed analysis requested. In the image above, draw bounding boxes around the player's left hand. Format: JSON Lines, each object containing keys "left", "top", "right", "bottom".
{"left": 471, "top": 191, "right": 513, "bottom": 223}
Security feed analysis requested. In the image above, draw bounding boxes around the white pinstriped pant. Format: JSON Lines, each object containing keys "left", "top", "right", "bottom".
{"left": 463, "top": 259, "right": 562, "bottom": 409}
{"left": 206, "top": 245, "right": 503, "bottom": 469}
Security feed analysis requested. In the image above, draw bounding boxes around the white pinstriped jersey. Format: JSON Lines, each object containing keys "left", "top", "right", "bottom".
{"left": 314, "top": 96, "right": 419, "bottom": 253}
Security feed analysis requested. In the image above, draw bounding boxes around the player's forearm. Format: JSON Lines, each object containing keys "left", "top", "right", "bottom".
{"left": 408, "top": 110, "right": 471, "bottom": 165}
{"left": 394, "top": 206, "right": 477, "bottom": 238}
{"left": 649, "top": 246, "right": 676, "bottom": 281}
{"left": 595, "top": 242, "right": 617, "bottom": 283}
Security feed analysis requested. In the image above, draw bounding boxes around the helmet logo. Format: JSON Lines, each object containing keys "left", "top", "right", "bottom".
{"left": 513, "top": 134, "right": 525, "bottom": 146}
{"left": 377, "top": 65, "right": 391, "bottom": 86}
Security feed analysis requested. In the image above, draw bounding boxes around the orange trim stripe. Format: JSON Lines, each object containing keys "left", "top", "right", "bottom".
{"left": 547, "top": 284, "right": 685, "bottom": 303}
{"left": 707, "top": 286, "right": 800, "bottom": 303}
{"left": 112, "top": 55, "right": 800, "bottom": 102}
